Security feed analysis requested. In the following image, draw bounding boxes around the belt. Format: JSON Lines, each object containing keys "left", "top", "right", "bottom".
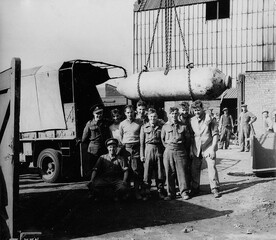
{"left": 125, "top": 143, "right": 139, "bottom": 148}
{"left": 165, "top": 144, "right": 185, "bottom": 151}
{"left": 146, "top": 142, "right": 161, "bottom": 145}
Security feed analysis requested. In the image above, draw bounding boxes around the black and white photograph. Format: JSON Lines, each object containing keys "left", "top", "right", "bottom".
{"left": 0, "top": 0, "right": 276, "bottom": 239}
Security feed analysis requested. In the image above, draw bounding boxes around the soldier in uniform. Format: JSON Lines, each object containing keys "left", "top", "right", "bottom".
{"left": 161, "top": 107, "right": 190, "bottom": 201}
{"left": 82, "top": 104, "right": 111, "bottom": 177}
{"left": 218, "top": 107, "right": 234, "bottom": 149}
{"left": 140, "top": 108, "right": 165, "bottom": 200}
{"left": 87, "top": 138, "right": 129, "bottom": 201}
{"left": 238, "top": 104, "right": 257, "bottom": 152}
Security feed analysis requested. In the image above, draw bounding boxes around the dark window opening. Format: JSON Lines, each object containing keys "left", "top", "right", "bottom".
{"left": 206, "top": 0, "right": 230, "bottom": 21}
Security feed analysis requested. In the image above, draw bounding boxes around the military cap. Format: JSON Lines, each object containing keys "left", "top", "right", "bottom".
{"left": 241, "top": 104, "right": 247, "bottom": 108}
{"left": 105, "top": 138, "right": 119, "bottom": 147}
{"left": 179, "top": 101, "right": 189, "bottom": 108}
{"left": 222, "top": 107, "right": 228, "bottom": 111}
{"left": 90, "top": 103, "right": 104, "bottom": 114}
{"left": 191, "top": 100, "right": 203, "bottom": 109}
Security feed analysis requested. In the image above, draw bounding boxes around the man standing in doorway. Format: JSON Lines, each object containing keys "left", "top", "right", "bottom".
{"left": 190, "top": 100, "right": 221, "bottom": 198}
{"left": 238, "top": 104, "right": 257, "bottom": 152}
{"left": 218, "top": 107, "right": 234, "bottom": 149}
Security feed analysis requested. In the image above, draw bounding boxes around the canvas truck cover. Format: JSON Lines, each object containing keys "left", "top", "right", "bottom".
{"left": 20, "top": 62, "right": 66, "bottom": 133}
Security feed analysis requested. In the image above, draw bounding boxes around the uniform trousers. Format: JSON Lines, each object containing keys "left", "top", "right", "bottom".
{"left": 124, "top": 143, "right": 143, "bottom": 189}
{"left": 239, "top": 124, "right": 251, "bottom": 151}
{"left": 143, "top": 144, "right": 165, "bottom": 190}
{"left": 88, "top": 177, "right": 128, "bottom": 197}
{"left": 163, "top": 147, "right": 189, "bottom": 197}
{"left": 219, "top": 126, "right": 232, "bottom": 149}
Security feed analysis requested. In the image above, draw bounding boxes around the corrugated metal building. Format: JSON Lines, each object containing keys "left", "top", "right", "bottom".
{"left": 133, "top": 0, "right": 276, "bottom": 82}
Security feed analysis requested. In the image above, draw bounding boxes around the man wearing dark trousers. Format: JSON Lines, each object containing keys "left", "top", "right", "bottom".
{"left": 87, "top": 138, "right": 129, "bottom": 201}
{"left": 219, "top": 107, "right": 234, "bottom": 149}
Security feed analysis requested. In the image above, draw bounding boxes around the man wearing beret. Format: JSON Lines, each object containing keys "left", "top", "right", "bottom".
{"left": 82, "top": 104, "right": 111, "bottom": 177}
{"left": 189, "top": 100, "right": 221, "bottom": 198}
{"left": 218, "top": 107, "right": 234, "bottom": 150}
{"left": 238, "top": 104, "right": 257, "bottom": 152}
{"left": 87, "top": 138, "right": 129, "bottom": 201}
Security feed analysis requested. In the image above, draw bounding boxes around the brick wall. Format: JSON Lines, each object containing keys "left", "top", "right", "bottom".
{"left": 243, "top": 71, "right": 276, "bottom": 135}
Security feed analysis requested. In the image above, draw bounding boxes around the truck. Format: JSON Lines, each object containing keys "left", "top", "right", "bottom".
{"left": 19, "top": 59, "right": 127, "bottom": 183}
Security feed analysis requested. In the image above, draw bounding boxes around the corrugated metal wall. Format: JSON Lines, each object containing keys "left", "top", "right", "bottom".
{"left": 133, "top": 0, "right": 276, "bottom": 80}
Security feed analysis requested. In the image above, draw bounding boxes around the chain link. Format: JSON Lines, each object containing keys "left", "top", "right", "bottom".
{"left": 137, "top": 0, "right": 148, "bottom": 12}
{"left": 137, "top": 0, "right": 163, "bottom": 100}
{"left": 137, "top": 0, "right": 194, "bottom": 101}
{"left": 164, "top": 0, "right": 173, "bottom": 75}
{"left": 171, "top": 0, "right": 195, "bottom": 101}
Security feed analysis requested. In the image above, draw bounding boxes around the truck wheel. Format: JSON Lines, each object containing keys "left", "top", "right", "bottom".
{"left": 37, "top": 148, "right": 61, "bottom": 183}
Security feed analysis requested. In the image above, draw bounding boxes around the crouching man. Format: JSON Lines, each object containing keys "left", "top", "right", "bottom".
{"left": 87, "top": 138, "right": 129, "bottom": 201}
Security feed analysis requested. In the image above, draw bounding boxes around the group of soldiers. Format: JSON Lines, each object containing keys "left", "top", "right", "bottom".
{"left": 81, "top": 100, "right": 222, "bottom": 202}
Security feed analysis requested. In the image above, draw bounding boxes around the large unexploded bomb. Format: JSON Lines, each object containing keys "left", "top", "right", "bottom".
{"left": 117, "top": 67, "right": 231, "bottom": 101}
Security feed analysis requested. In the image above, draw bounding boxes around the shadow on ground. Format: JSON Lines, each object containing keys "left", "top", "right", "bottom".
{"left": 220, "top": 178, "right": 275, "bottom": 195}
{"left": 17, "top": 188, "right": 232, "bottom": 240}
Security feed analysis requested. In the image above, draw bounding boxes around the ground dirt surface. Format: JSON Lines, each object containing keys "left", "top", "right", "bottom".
{"left": 17, "top": 144, "right": 276, "bottom": 240}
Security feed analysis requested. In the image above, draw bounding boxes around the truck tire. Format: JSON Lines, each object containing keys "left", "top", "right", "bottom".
{"left": 37, "top": 148, "right": 61, "bottom": 183}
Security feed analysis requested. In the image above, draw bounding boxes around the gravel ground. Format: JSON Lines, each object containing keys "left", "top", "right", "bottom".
{"left": 17, "top": 144, "right": 276, "bottom": 240}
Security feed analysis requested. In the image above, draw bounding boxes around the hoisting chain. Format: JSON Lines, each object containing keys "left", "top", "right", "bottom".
{"left": 137, "top": 0, "right": 194, "bottom": 101}
{"left": 137, "top": 0, "right": 148, "bottom": 12}
{"left": 171, "top": 0, "right": 195, "bottom": 101}
{"left": 137, "top": 0, "right": 163, "bottom": 100}
{"left": 164, "top": 0, "right": 173, "bottom": 75}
